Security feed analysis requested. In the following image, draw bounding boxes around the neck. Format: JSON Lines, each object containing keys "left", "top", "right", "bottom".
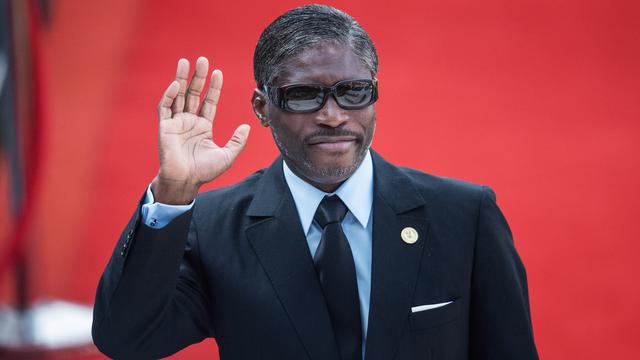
{"left": 310, "top": 180, "right": 342, "bottom": 193}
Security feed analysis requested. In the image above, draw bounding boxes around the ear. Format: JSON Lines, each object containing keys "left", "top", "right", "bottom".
{"left": 252, "top": 89, "right": 270, "bottom": 127}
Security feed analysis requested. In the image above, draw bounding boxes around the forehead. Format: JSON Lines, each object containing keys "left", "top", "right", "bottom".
{"left": 278, "top": 44, "right": 371, "bottom": 86}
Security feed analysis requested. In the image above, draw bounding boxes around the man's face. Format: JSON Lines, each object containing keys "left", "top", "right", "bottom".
{"left": 258, "top": 44, "right": 376, "bottom": 192}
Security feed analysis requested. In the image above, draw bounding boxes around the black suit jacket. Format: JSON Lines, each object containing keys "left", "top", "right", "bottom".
{"left": 92, "top": 151, "right": 538, "bottom": 359}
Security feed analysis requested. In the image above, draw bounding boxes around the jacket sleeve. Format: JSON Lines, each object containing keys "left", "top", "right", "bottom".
{"left": 469, "top": 186, "right": 539, "bottom": 359}
{"left": 92, "top": 194, "right": 213, "bottom": 359}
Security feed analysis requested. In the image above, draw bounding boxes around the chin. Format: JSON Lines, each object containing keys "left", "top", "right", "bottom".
{"left": 282, "top": 144, "right": 369, "bottom": 188}
{"left": 302, "top": 155, "right": 361, "bottom": 183}
{"left": 311, "top": 165, "right": 354, "bottom": 181}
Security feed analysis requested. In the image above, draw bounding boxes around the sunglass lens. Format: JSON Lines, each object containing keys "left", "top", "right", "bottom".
{"left": 284, "top": 85, "right": 324, "bottom": 112}
{"left": 336, "top": 81, "right": 373, "bottom": 108}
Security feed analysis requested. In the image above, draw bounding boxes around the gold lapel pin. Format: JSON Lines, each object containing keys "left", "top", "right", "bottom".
{"left": 401, "top": 227, "right": 419, "bottom": 244}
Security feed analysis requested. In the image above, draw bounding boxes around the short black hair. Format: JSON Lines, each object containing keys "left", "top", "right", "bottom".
{"left": 253, "top": 4, "right": 378, "bottom": 89}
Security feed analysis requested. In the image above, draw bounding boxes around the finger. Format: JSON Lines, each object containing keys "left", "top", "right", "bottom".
{"left": 171, "top": 58, "right": 190, "bottom": 113}
{"left": 185, "top": 56, "right": 209, "bottom": 113}
{"left": 223, "top": 124, "right": 251, "bottom": 161}
{"left": 157, "top": 81, "right": 180, "bottom": 120}
{"left": 199, "top": 69, "right": 223, "bottom": 122}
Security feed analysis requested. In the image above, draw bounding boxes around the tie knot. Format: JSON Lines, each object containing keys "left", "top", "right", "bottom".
{"left": 314, "top": 195, "right": 348, "bottom": 229}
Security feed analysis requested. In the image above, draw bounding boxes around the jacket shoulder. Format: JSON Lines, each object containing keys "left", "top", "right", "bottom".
{"left": 397, "top": 165, "right": 487, "bottom": 203}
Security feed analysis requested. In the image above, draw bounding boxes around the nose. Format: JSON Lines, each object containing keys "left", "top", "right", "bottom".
{"left": 315, "top": 94, "right": 348, "bottom": 127}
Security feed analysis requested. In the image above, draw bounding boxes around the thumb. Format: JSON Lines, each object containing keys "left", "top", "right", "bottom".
{"left": 223, "top": 124, "right": 251, "bottom": 159}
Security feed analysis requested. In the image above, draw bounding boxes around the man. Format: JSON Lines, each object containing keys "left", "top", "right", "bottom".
{"left": 92, "top": 4, "right": 538, "bottom": 360}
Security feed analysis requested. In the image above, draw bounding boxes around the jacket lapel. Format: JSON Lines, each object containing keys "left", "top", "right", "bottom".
{"left": 365, "top": 152, "right": 430, "bottom": 360}
{"left": 245, "top": 158, "right": 340, "bottom": 360}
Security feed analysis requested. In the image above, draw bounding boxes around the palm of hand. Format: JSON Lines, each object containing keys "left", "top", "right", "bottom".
{"left": 154, "top": 57, "right": 250, "bottom": 203}
{"left": 159, "top": 112, "right": 232, "bottom": 186}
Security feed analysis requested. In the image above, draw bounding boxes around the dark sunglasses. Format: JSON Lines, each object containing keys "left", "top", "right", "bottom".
{"left": 264, "top": 78, "right": 378, "bottom": 113}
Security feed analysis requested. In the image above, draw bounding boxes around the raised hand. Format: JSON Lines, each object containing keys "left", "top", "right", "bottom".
{"left": 151, "top": 57, "right": 250, "bottom": 204}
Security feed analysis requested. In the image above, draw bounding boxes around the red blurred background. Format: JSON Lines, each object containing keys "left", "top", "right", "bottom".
{"left": 1, "top": 0, "right": 639, "bottom": 358}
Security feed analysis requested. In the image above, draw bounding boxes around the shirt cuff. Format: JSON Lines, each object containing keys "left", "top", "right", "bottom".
{"left": 140, "top": 184, "right": 195, "bottom": 229}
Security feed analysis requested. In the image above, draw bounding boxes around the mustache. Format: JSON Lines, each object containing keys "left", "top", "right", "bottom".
{"left": 304, "top": 129, "right": 363, "bottom": 143}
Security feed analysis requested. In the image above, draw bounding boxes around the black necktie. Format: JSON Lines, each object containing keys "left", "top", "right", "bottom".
{"left": 313, "top": 195, "right": 362, "bottom": 360}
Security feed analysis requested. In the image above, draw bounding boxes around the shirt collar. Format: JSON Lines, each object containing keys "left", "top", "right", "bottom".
{"left": 282, "top": 150, "right": 374, "bottom": 235}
